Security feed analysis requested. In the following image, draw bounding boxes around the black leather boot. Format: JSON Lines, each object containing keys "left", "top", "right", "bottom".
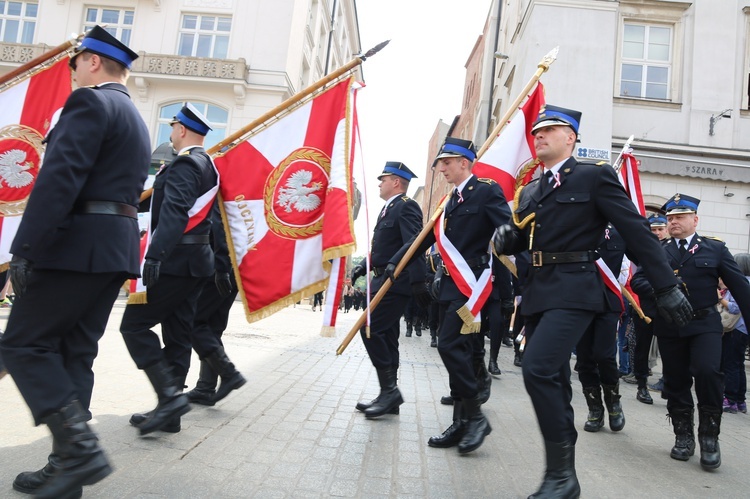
{"left": 428, "top": 401, "right": 466, "bottom": 448}
{"left": 205, "top": 346, "right": 246, "bottom": 403}
{"left": 186, "top": 360, "right": 218, "bottom": 406}
{"left": 34, "top": 401, "right": 111, "bottom": 499}
{"left": 488, "top": 349, "right": 501, "bottom": 375}
{"left": 636, "top": 383, "right": 653, "bottom": 404}
{"left": 12, "top": 453, "right": 82, "bottom": 497}
{"left": 669, "top": 407, "right": 696, "bottom": 461}
{"left": 582, "top": 386, "right": 605, "bottom": 432}
{"left": 138, "top": 360, "right": 191, "bottom": 435}
{"left": 475, "top": 357, "right": 492, "bottom": 404}
{"left": 602, "top": 382, "right": 625, "bottom": 432}
{"left": 528, "top": 440, "right": 580, "bottom": 499}
{"left": 405, "top": 321, "right": 412, "bottom": 337}
{"left": 698, "top": 407, "right": 721, "bottom": 470}
{"left": 364, "top": 367, "right": 403, "bottom": 418}
{"left": 129, "top": 411, "right": 181, "bottom": 433}
{"left": 430, "top": 329, "right": 437, "bottom": 347}
{"left": 458, "top": 396, "right": 492, "bottom": 454}
{"left": 513, "top": 351, "right": 523, "bottom": 367}
{"left": 440, "top": 395, "right": 454, "bottom": 405}
{"left": 355, "top": 387, "right": 400, "bottom": 415}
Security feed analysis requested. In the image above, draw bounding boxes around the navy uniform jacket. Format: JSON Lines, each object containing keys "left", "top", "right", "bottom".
{"left": 503, "top": 158, "right": 677, "bottom": 316}
{"left": 391, "top": 175, "right": 511, "bottom": 302}
{"left": 11, "top": 83, "right": 150, "bottom": 274}
{"left": 147, "top": 146, "right": 216, "bottom": 278}
{"left": 370, "top": 194, "right": 425, "bottom": 295}
{"left": 632, "top": 234, "right": 750, "bottom": 337}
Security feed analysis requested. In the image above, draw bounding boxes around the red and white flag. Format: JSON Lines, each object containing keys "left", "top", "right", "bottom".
{"left": 473, "top": 82, "right": 545, "bottom": 204}
{"left": 618, "top": 151, "right": 645, "bottom": 216}
{"left": 214, "top": 77, "right": 358, "bottom": 324}
{"left": 0, "top": 58, "right": 72, "bottom": 266}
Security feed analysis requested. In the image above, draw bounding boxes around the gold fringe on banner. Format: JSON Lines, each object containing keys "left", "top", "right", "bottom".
{"left": 320, "top": 326, "right": 336, "bottom": 338}
{"left": 457, "top": 304, "right": 481, "bottom": 334}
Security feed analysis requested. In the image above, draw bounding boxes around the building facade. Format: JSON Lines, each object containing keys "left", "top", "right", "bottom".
{"left": 436, "top": 0, "right": 750, "bottom": 255}
{"left": 0, "top": 0, "right": 362, "bottom": 173}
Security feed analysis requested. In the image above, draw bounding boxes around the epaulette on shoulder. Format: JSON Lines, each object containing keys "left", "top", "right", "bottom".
{"left": 400, "top": 195, "right": 410, "bottom": 202}
{"left": 596, "top": 161, "right": 607, "bottom": 166}
{"left": 704, "top": 235, "right": 725, "bottom": 243}
{"left": 578, "top": 161, "right": 608, "bottom": 167}
{"left": 477, "top": 178, "right": 496, "bottom": 185}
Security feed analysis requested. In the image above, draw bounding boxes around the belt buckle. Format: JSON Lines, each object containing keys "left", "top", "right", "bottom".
{"left": 532, "top": 251, "right": 543, "bottom": 267}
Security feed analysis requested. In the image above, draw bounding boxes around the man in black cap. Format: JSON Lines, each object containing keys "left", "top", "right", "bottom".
{"left": 0, "top": 25, "right": 150, "bottom": 498}
{"left": 390, "top": 138, "right": 512, "bottom": 454}
{"left": 120, "top": 103, "right": 245, "bottom": 436}
{"left": 492, "top": 105, "right": 693, "bottom": 498}
{"left": 352, "top": 161, "right": 428, "bottom": 418}
{"left": 632, "top": 194, "right": 750, "bottom": 470}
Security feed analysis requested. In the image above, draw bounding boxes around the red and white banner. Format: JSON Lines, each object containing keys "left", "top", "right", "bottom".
{"left": 473, "top": 82, "right": 545, "bottom": 205}
{"left": 0, "top": 58, "right": 72, "bottom": 266}
{"left": 214, "top": 77, "right": 358, "bottom": 323}
{"left": 618, "top": 151, "right": 645, "bottom": 216}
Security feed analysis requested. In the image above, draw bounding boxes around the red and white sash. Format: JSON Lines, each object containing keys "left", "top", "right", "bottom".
{"left": 434, "top": 206, "right": 493, "bottom": 333}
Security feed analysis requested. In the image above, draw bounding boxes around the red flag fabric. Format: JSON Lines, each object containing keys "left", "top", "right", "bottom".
{"left": 618, "top": 151, "right": 646, "bottom": 216}
{"left": 214, "top": 77, "right": 358, "bottom": 322}
{"left": 473, "top": 82, "right": 546, "bottom": 203}
{"left": 0, "top": 59, "right": 72, "bottom": 266}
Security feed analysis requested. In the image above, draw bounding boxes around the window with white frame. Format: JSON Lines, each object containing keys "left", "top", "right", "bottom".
{"left": 178, "top": 14, "right": 231, "bottom": 59}
{"left": 620, "top": 23, "right": 672, "bottom": 100}
{"left": 83, "top": 7, "right": 134, "bottom": 45}
{"left": 0, "top": 1, "right": 37, "bottom": 44}
{"left": 155, "top": 102, "right": 228, "bottom": 151}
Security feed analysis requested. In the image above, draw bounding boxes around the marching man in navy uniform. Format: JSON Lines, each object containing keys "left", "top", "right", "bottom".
{"left": 492, "top": 105, "right": 693, "bottom": 498}
{"left": 390, "top": 138, "right": 512, "bottom": 454}
{"left": 0, "top": 26, "right": 151, "bottom": 498}
{"left": 632, "top": 194, "right": 750, "bottom": 470}
{"left": 120, "top": 104, "right": 245, "bottom": 436}
{"left": 352, "top": 162, "right": 428, "bottom": 418}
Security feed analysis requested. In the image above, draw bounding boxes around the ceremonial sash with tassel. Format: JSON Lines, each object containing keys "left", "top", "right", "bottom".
{"left": 127, "top": 153, "right": 220, "bottom": 304}
{"left": 434, "top": 204, "right": 493, "bottom": 333}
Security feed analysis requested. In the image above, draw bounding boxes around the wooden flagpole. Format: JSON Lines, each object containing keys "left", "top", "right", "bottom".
{"left": 0, "top": 34, "right": 82, "bottom": 89}
{"left": 335, "top": 47, "right": 560, "bottom": 356}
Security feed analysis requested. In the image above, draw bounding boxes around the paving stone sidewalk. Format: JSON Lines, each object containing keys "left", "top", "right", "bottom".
{"left": 1, "top": 297, "right": 748, "bottom": 498}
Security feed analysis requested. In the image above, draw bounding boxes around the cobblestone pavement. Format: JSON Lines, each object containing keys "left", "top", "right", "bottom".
{"left": 1, "top": 296, "right": 748, "bottom": 498}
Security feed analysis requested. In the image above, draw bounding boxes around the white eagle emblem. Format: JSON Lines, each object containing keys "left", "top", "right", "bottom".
{"left": 0, "top": 149, "right": 35, "bottom": 188}
{"left": 276, "top": 170, "right": 323, "bottom": 213}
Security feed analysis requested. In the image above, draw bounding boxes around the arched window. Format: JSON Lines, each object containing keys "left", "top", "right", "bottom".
{"left": 155, "top": 101, "right": 228, "bottom": 151}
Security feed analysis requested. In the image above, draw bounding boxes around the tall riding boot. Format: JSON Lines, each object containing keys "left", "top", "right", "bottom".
{"left": 602, "top": 382, "right": 626, "bottom": 431}
{"left": 428, "top": 400, "right": 466, "bottom": 448}
{"left": 13, "top": 453, "right": 82, "bottom": 498}
{"left": 34, "top": 400, "right": 111, "bottom": 499}
{"left": 138, "top": 360, "right": 191, "bottom": 435}
{"left": 130, "top": 374, "right": 185, "bottom": 433}
{"left": 529, "top": 440, "right": 580, "bottom": 499}
{"left": 698, "top": 407, "right": 722, "bottom": 470}
{"left": 669, "top": 407, "right": 696, "bottom": 461}
{"left": 475, "top": 357, "right": 492, "bottom": 404}
{"left": 430, "top": 328, "right": 437, "bottom": 347}
{"left": 205, "top": 346, "right": 247, "bottom": 403}
{"left": 186, "top": 360, "right": 218, "bottom": 406}
{"left": 364, "top": 367, "right": 403, "bottom": 418}
{"left": 405, "top": 321, "right": 413, "bottom": 337}
{"left": 582, "top": 386, "right": 605, "bottom": 432}
{"left": 488, "top": 349, "right": 501, "bottom": 375}
{"left": 458, "top": 396, "right": 492, "bottom": 454}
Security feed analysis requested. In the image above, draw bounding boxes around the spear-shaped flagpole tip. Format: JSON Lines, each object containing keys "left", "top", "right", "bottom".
{"left": 361, "top": 40, "right": 390, "bottom": 60}
{"left": 538, "top": 46, "right": 559, "bottom": 71}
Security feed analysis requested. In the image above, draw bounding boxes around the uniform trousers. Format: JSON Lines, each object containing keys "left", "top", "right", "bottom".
{"left": 120, "top": 274, "right": 215, "bottom": 380}
{"left": 0, "top": 269, "right": 126, "bottom": 424}
{"left": 483, "top": 297, "right": 507, "bottom": 354}
{"left": 575, "top": 311, "right": 620, "bottom": 387}
{"left": 721, "top": 329, "right": 748, "bottom": 404}
{"left": 632, "top": 316, "right": 655, "bottom": 383}
{"left": 524, "top": 309, "right": 595, "bottom": 444}
{"left": 192, "top": 274, "right": 238, "bottom": 345}
{"left": 658, "top": 328, "right": 723, "bottom": 411}
{"left": 437, "top": 299, "right": 479, "bottom": 399}
{"left": 359, "top": 289, "right": 407, "bottom": 369}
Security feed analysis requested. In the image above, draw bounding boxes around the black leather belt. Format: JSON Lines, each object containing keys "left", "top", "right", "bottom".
{"left": 372, "top": 266, "right": 386, "bottom": 277}
{"left": 74, "top": 201, "right": 137, "bottom": 219}
{"left": 178, "top": 234, "right": 210, "bottom": 245}
{"left": 531, "top": 250, "right": 598, "bottom": 267}
{"left": 692, "top": 306, "right": 717, "bottom": 320}
{"left": 441, "top": 254, "right": 490, "bottom": 277}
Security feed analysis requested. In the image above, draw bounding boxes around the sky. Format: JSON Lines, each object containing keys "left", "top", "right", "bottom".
{"left": 351, "top": 0, "right": 492, "bottom": 256}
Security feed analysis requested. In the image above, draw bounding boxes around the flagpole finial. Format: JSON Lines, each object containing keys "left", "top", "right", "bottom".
{"left": 538, "top": 46, "right": 559, "bottom": 72}
{"left": 361, "top": 40, "right": 390, "bottom": 61}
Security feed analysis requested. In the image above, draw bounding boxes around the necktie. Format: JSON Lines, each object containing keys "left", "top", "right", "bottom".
{"left": 541, "top": 170, "right": 553, "bottom": 194}
{"left": 679, "top": 239, "right": 687, "bottom": 256}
